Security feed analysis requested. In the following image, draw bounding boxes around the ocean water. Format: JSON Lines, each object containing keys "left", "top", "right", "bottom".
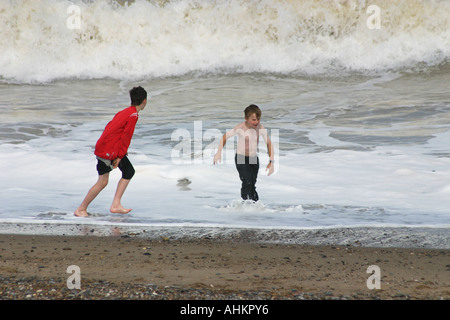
{"left": 1, "top": 0, "right": 449, "bottom": 243}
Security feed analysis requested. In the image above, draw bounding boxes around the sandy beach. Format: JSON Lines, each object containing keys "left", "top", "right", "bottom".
{"left": 0, "top": 231, "right": 448, "bottom": 301}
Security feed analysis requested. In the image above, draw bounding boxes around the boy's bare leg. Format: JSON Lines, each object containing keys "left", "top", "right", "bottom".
{"left": 110, "top": 178, "right": 132, "bottom": 214}
{"left": 74, "top": 174, "right": 109, "bottom": 217}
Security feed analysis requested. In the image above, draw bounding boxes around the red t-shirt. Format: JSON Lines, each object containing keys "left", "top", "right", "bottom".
{"left": 94, "top": 106, "right": 139, "bottom": 160}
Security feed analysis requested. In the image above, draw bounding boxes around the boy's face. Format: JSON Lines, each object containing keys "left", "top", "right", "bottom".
{"left": 136, "top": 99, "right": 147, "bottom": 112}
{"left": 245, "top": 113, "right": 260, "bottom": 129}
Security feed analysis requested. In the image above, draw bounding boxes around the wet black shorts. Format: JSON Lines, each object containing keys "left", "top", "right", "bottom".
{"left": 96, "top": 155, "right": 135, "bottom": 180}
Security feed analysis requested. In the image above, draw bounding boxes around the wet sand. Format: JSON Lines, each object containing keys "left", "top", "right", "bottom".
{"left": 0, "top": 233, "right": 448, "bottom": 300}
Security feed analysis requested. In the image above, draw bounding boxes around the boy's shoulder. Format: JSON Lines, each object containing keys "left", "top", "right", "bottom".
{"left": 234, "top": 122, "right": 247, "bottom": 130}
{"left": 117, "top": 105, "right": 138, "bottom": 117}
{"left": 233, "top": 122, "right": 265, "bottom": 131}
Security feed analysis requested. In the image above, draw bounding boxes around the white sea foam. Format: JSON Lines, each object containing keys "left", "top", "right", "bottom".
{"left": 1, "top": 0, "right": 449, "bottom": 83}
{"left": 1, "top": 8, "right": 449, "bottom": 241}
{"left": 2, "top": 119, "right": 450, "bottom": 229}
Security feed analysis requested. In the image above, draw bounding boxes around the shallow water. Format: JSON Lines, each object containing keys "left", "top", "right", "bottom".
{"left": 1, "top": 70, "right": 449, "bottom": 232}
{"left": 0, "top": 0, "right": 449, "bottom": 242}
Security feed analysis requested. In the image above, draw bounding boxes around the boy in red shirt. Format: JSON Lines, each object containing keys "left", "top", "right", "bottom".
{"left": 74, "top": 86, "right": 147, "bottom": 217}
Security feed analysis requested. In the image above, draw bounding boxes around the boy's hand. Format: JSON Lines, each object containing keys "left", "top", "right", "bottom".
{"left": 266, "top": 161, "right": 274, "bottom": 176}
{"left": 213, "top": 152, "right": 221, "bottom": 165}
{"left": 112, "top": 158, "right": 121, "bottom": 169}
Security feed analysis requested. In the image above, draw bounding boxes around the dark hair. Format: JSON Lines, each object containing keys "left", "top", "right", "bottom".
{"left": 129, "top": 86, "right": 147, "bottom": 106}
{"left": 244, "top": 104, "right": 261, "bottom": 119}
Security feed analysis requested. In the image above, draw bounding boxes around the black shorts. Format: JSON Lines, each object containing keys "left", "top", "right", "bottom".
{"left": 96, "top": 155, "right": 135, "bottom": 180}
{"left": 235, "top": 154, "right": 259, "bottom": 202}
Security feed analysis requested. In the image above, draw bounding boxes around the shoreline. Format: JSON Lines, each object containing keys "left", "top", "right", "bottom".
{"left": 0, "top": 224, "right": 448, "bottom": 300}
{"left": 0, "top": 221, "right": 448, "bottom": 249}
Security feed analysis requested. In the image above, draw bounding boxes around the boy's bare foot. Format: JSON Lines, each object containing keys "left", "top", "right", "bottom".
{"left": 110, "top": 206, "right": 132, "bottom": 214}
{"left": 74, "top": 208, "right": 89, "bottom": 217}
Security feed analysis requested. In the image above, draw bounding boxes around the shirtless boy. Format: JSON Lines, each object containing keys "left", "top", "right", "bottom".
{"left": 213, "top": 104, "right": 274, "bottom": 202}
{"left": 74, "top": 86, "right": 147, "bottom": 217}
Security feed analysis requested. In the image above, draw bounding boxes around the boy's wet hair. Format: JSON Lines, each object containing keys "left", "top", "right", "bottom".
{"left": 130, "top": 86, "right": 147, "bottom": 106}
{"left": 244, "top": 104, "right": 261, "bottom": 119}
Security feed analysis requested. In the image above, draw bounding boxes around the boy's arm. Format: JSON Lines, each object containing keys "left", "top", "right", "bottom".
{"left": 261, "top": 126, "right": 275, "bottom": 176}
{"left": 117, "top": 114, "right": 138, "bottom": 160}
{"left": 213, "top": 127, "right": 237, "bottom": 164}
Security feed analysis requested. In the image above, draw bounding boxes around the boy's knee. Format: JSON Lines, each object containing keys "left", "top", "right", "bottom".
{"left": 122, "top": 167, "right": 135, "bottom": 180}
{"left": 98, "top": 176, "right": 109, "bottom": 189}
{"left": 119, "top": 156, "right": 135, "bottom": 180}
